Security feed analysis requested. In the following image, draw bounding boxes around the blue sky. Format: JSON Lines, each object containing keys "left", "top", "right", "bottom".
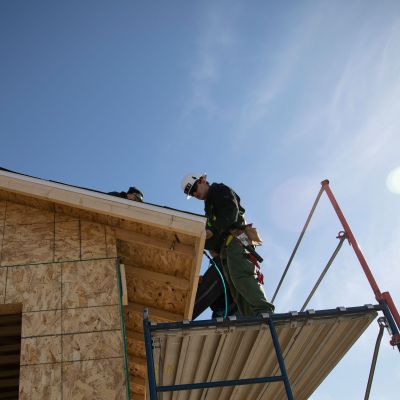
{"left": 1, "top": 1, "right": 400, "bottom": 398}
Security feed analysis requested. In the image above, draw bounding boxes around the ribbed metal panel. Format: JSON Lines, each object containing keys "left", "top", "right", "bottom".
{"left": 150, "top": 306, "right": 378, "bottom": 400}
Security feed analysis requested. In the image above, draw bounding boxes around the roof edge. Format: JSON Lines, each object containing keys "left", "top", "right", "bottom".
{"left": 0, "top": 169, "right": 206, "bottom": 236}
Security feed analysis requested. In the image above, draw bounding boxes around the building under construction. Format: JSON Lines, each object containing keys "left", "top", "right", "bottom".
{"left": 0, "top": 168, "right": 399, "bottom": 399}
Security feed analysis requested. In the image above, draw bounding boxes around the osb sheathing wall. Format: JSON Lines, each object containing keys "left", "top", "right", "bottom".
{"left": 0, "top": 199, "right": 128, "bottom": 400}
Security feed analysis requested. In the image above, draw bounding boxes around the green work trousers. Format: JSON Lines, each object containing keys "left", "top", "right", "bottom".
{"left": 220, "top": 237, "right": 274, "bottom": 317}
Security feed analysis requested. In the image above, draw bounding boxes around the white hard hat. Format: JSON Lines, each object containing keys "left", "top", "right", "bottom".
{"left": 181, "top": 173, "right": 207, "bottom": 199}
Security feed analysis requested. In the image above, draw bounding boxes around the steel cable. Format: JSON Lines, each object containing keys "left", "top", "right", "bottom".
{"left": 272, "top": 186, "right": 325, "bottom": 303}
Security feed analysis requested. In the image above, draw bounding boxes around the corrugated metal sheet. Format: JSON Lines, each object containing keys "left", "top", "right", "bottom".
{"left": 149, "top": 306, "right": 379, "bottom": 400}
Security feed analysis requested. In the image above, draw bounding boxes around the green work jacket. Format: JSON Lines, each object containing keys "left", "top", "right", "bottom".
{"left": 204, "top": 183, "right": 246, "bottom": 252}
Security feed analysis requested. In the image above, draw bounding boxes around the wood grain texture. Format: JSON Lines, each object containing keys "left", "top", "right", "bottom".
{"left": 62, "top": 305, "right": 120, "bottom": 334}
{"left": 81, "top": 221, "right": 107, "bottom": 260}
{"left": 62, "top": 358, "right": 126, "bottom": 400}
{"left": 126, "top": 336, "right": 145, "bottom": 359}
{"left": 62, "top": 259, "right": 118, "bottom": 308}
{"left": 126, "top": 272, "right": 186, "bottom": 315}
{"left": 5, "top": 202, "right": 54, "bottom": 226}
{"left": 0, "top": 266, "right": 6, "bottom": 303}
{"left": 131, "top": 380, "right": 146, "bottom": 395}
{"left": 128, "top": 357, "right": 147, "bottom": 380}
{"left": 54, "top": 211, "right": 78, "bottom": 223}
{"left": 54, "top": 220, "right": 80, "bottom": 262}
{"left": 1, "top": 223, "right": 54, "bottom": 266}
{"left": 19, "top": 364, "right": 61, "bottom": 400}
{"left": 21, "top": 335, "right": 61, "bottom": 365}
{"left": 22, "top": 310, "right": 62, "bottom": 337}
{"left": 0, "top": 225, "right": 4, "bottom": 261}
{"left": 6, "top": 263, "right": 61, "bottom": 312}
{"left": 118, "top": 219, "right": 197, "bottom": 247}
{"left": 0, "top": 191, "right": 55, "bottom": 215}
{"left": 0, "top": 199, "right": 6, "bottom": 223}
{"left": 118, "top": 240, "right": 192, "bottom": 280}
{"left": 106, "top": 226, "right": 117, "bottom": 257}
{"left": 62, "top": 330, "right": 123, "bottom": 362}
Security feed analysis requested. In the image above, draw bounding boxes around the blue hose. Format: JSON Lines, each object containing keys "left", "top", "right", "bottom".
{"left": 203, "top": 251, "right": 228, "bottom": 319}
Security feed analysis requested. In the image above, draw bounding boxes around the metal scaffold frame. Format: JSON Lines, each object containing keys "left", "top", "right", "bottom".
{"left": 143, "top": 311, "right": 294, "bottom": 400}
{"left": 142, "top": 179, "right": 399, "bottom": 400}
{"left": 272, "top": 180, "right": 400, "bottom": 350}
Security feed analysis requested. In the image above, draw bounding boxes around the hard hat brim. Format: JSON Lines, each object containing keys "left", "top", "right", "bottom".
{"left": 186, "top": 173, "right": 207, "bottom": 199}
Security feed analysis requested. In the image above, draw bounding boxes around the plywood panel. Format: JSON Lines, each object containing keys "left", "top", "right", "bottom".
{"left": 129, "top": 359, "right": 147, "bottom": 380}
{"left": 81, "top": 221, "right": 107, "bottom": 260}
{"left": 126, "top": 273, "right": 186, "bottom": 315}
{"left": 0, "top": 266, "right": 6, "bottom": 303}
{"left": 0, "top": 199, "right": 6, "bottom": 223}
{"left": 62, "top": 259, "right": 118, "bottom": 308}
{"left": 55, "top": 211, "right": 78, "bottom": 223}
{"left": 118, "top": 241, "right": 192, "bottom": 280}
{"left": 0, "top": 191, "right": 55, "bottom": 215}
{"left": 19, "top": 363, "right": 61, "bottom": 400}
{"left": 5, "top": 202, "right": 54, "bottom": 225}
{"left": 54, "top": 220, "right": 80, "bottom": 262}
{"left": 119, "top": 219, "right": 197, "bottom": 247}
{"left": 62, "top": 305, "right": 120, "bottom": 334}
{"left": 62, "top": 330, "right": 123, "bottom": 362}
{"left": 125, "top": 307, "right": 146, "bottom": 333}
{"left": 126, "top": 336, "right": 145, "bottom": 358}
{"left": 54, "top": 203, "right": 118, "bottom": 228}
{"left": 22, "top": 310, "right": 62, "bottom": 337}
{"left": 130, "top": 392, "right": 146, "bottom": 400}
{"left": 1, "top": 223, "right": 54, "bottom": 266}
{"left": 0, "top": 224, "right": 3, "bottom": 251}
{"left": 21, "top": 335, "right": 61, "bottom": 365}
{"left": 62, "top": 358, "right": 126, "bottom": 400}
{"left": 131, "top": 380, "right": 146, "bottom": 395}
{"left": 124, "top": 306, "right": 180, "bottom": 334}
{"left": 106, "top": 226, "right": 117, "bottom": 257}
{"left": 6, "top": 263, "right": 61, "bottom": 311}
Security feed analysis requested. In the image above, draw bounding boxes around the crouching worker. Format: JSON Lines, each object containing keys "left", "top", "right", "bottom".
{"left": 181, "top": 173, "right": 274, "bottom": 317}
{"left": 192, "top": 254, "right": 237, "bottom": 319}
{"left": 108, "top": 186, "right": 144, "bottom": 202}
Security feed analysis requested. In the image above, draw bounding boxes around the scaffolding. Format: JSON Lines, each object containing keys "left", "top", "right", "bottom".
{"left": 143, "top": 180, "right": 400, "bottom": 399}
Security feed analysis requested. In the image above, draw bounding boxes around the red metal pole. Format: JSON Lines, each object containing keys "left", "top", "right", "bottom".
{"left": 382, "top": 292, "right": 400, "bottom": 340}
{"left": 321, "top": 180, "right": 382, "bottom": 300}
{"left": 321, "top": 180, "right": 400, "bottom": 348}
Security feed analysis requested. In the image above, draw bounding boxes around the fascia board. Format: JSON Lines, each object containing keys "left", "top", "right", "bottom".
{"left": 0, "top": 170, "right": 206, "bottom": 237}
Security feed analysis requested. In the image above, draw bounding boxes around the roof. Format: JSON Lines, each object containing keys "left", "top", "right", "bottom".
{"left": 148, "top": 305, "right": 379, "bottom": 400}
{"left": 0, "top": 167, "right": 206, "bottom": 398}
{"left": 0, "top": 167, "right": 204, "bottom": 219}
{"left": 0, "top": 167, "right": 205, "bottom": 232}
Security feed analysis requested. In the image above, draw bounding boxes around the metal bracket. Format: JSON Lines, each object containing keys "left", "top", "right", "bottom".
{"left": 336, "top": 230, "right": 348, "bottom": 245}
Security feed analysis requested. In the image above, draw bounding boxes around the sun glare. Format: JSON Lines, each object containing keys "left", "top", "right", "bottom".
{"left": 386, "top": 167, "right": 400, "bottom": 194}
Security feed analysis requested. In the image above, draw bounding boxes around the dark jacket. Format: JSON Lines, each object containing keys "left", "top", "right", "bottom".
{"left": 108, "top": 191, "right": 129, "bottom": 199}
{"left": 204, "top": 183, "right": 245, "bottom": 252}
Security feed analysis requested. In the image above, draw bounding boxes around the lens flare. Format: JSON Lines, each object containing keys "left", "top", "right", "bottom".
{"left": 386, "top": 167, "right": 400, "bottom": 194}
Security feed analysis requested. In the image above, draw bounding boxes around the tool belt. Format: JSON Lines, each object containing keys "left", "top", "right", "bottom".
{"left": 229, "top": 224, "right": 263, "bottom": 246}
{"left": 244, "top": 224, "right": 263, "bottom": 246}
{"left": 225, "top": 223, "right": 264, "bottom": 264}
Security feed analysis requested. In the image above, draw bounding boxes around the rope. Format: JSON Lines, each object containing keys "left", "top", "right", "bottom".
{"left": 300, "top": 232, "right": 346, "bottom": 312}
{"left": 364, "top": 317, "right": 387, "bottom": 400}
{"left": 272, "top": 186, "right": 325, "bottom": 303}
{"left": 203, "top": 251, "right": 228, "bottom": 319}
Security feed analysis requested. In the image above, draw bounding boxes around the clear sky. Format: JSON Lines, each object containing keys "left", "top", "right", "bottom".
{"left": 1, "top": 1, "right": 399, "bottom": 398}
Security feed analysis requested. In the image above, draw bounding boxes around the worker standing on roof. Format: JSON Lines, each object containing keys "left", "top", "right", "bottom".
{"left": 108, "top": 187, "right": 144, "bottom": 202}
{"left": 181, "top": 173, "right": 274, "bottom": 317}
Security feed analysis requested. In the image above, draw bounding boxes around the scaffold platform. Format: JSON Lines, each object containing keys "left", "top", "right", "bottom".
{"left": 144, "top": 305, "right": 379, "bottom": 400}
